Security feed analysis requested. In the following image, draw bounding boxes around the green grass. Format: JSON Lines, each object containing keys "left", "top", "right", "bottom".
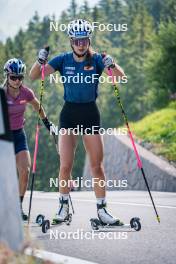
{"left": 130, "top": 102, "right": 176, "bottom": 162}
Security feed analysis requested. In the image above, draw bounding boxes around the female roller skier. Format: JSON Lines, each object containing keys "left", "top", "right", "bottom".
{"left": 3, "top": 58, "right": 52, "bottom": 220}
{"left": 29, "top": 19, "right": 125, "bottom": 226}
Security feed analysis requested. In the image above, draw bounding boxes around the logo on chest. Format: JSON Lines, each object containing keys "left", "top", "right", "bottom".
{"left": 7, "top": 100, "right": 13, "bottom": 105}
{"left": 84, "top": 66, "right": 94, "bottom": 70}
{"left": 20, "top": 100, "right": 27, "bottom": 104}
{"left": 65, "top": 66, "right": 75, "bottom": 75}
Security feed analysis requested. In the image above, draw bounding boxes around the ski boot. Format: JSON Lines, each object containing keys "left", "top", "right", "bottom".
{"left": 90, "top": 203, "right": 124, "bottom": 230}
{"left": 52, "top": 197, "right": 72, "bottom": 225}
{"left": 97, "top": 203, "right": 124, "bottom": 226}
{"left": 41, "top": 198, "right": 72, "bottom": 233}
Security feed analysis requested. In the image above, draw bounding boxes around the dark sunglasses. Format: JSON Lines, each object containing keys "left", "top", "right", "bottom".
{"left": 71, "top": 38, "right": 90, "bottom": 47}
{"left": 9, "top": 75, "right": 24, "bottom": 81}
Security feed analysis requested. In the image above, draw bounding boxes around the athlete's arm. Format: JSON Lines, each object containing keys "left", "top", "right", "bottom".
{"left": 29, "top": 62, "right": 55, "bottom": 80}
{"left": 29, "top": 97, "right": 55, "bottom": 132}
{"left": 29, "top": 97, "right": 46, "bottom": 119}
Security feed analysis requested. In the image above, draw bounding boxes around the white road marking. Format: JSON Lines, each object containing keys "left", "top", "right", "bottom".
{"left": 25, "top": 193, "right": 176, "bottom": 209}
{"left": 72, "top": 199, "right": 176, "bottom": 210}
{"left": 25, "top": 247, "right": 98, "bottom": 264}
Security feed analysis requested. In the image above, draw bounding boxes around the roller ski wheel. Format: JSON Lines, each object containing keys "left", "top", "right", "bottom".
{"left": 36, "top": 214, "right": 45, "bottom": 226}
{"left": 22, "top": 213, "right": 28, "bottom": 221}
{"left": 90, "top": 218, "right": 100, "bottom": 230}
{"left": 42, "top": 220, "right": 50, "bottom": 233}
{"left": 21, "top": 209, "right": 28, "bottom": 221}
{"left": 66, "top": 213, "right": 72, "bottom": 225}
{"left": 130, "top": 217, "right": 141, "bottom": 231}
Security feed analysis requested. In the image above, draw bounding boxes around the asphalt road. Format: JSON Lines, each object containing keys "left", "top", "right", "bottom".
{"left": 24, "top": 191, "right": 176, "bottom": 264}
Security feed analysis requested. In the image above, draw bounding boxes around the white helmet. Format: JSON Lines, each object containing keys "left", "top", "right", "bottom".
{"left": 67, "top": 19, "right": 92, "bottom": 39}
{"left": 4, "top": 58, "right": 26, "bottom": 76}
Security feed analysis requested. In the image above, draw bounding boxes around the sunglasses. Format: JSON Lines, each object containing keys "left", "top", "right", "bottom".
{"left": 71, "top": 38, "right": 90, "bottom": 47}
{"left": 9, "top": 75, "right": 24, "bottom": 81}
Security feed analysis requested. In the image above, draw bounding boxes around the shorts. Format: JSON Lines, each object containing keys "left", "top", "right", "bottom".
{"left": 59, "top": 101, "right": 101, "bottom": 135}
{"left": 12, "top": 128, "right": 29, "bottom": 154}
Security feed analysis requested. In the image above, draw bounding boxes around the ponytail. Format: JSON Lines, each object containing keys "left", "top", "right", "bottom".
{"left": 85, "top": 46, "right": 95, "bottom": 69}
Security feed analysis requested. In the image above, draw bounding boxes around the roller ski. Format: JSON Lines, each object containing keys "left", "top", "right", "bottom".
{"left": 21, "top": 209, "right": 28, "bottom": 221}
{"left": 20, "top": 201, "right": 28, "bottom": 221}
{"left": 39, "top": 197, "right": 74, "bottom": 233}
{"left": 90, "top": 203, "right": 141, "bottom": 231}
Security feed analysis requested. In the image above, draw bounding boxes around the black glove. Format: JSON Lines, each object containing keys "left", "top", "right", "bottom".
{"left": 42, "top": 117, "right": 54, "bottom": 132}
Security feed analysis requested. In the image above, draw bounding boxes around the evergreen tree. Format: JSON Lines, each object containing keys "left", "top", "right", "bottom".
{"left": 118, "top": 1, "right": 154, "bottom": 120}
{"left": 143, "top": 0, "right": 176, "bottom": 30}
{"left": 144, "top": 21, "right": 176, "bottom": 109}
{"left": 0, "top": 42, "right": 6, "bottom": 84}
{"left": 80, "top": 0, "right": 91, "bottom": 16}
{"left": 68, "top": 0, "right": 78, "bottom": 19}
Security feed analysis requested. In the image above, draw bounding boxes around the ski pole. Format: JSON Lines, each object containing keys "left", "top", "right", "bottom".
{"left": 28, "top": 47, "right": 49, "bottom": 224}
{"left": 107, "top": 66, "right": 160, "bottom": 223}
{"left": 69, "top": 193, "right": 75, "bottom": 214}
{"left": 52, "top": 132, "right": 59, "bottom": 155}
